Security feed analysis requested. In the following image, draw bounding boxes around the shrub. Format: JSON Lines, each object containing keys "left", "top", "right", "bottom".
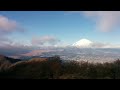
{"left": 1, "top": 56, "right": 120, "bottom": 79}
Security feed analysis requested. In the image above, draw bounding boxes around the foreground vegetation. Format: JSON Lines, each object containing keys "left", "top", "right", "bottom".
{"left": 0, "top": 56, "right": 120, "bottom": 79}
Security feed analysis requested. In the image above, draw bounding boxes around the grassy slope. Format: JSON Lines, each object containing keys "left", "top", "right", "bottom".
{"left": 0, "top": 56, "right": 120, "bottom": 79}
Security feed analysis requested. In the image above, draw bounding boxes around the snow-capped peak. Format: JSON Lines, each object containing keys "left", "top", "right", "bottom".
{"left": 72, "top": 39, "right": 93, "bottom": 48}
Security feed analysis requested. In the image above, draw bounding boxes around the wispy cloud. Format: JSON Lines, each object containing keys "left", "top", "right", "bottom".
{"left": 91, "top": 41, "right": 120, "bottom": 48}
{"left": 67, "top": 11, "right": 120, "bottom": 32}
{"left": 0, "top": 15, "right": 24, "bottom": 35}
{"left": 0, "top": 15, "right": 17, "bottom": 31}
{"left": 0, "top": 15, "right": 29, "bottom": 56}
{"left": 83, "top": 11, "right": 120, "bottom": 32}
{"left": 31, "top": 36, "right": 61, "bottom": 46}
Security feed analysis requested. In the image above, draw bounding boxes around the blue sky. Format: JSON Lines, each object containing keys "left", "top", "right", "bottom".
{"left": 0, "top": 11, "right": 120, "bottom": 46}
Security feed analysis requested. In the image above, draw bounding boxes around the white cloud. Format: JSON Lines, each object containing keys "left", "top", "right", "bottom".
{"left": 0, "top": 15, "right": 30, "bottom": 57}
{"left": 0, "top": 15, "right": 17, "bottom": 32}
{"left": 0, "top": 43, "right": 33, "bottom": 56}
{"left": 83, "top": 11, "right": 120, "bottom": 32}
{"left": 68, "top": 11, "right": 120, "bottom": 32}
{"left": 0, "top": 37, "right": 13, "bottom": 46}
{"left": 31, "top": 36, "right": 61, "bottom": 46}
{"left": 0, "top": 15, "right": 24, "bottom": 35}
{"left": 90, "top": 42, "right": 120, "bottom": 48}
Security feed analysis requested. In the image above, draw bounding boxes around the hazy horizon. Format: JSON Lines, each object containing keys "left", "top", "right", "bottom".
{"left": 0, "top": 11, "right": 120, "bottom": 57}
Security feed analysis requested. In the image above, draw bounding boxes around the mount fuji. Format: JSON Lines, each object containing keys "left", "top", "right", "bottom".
{"left": 72, "top": 39, "right": 93, "bottom": 48}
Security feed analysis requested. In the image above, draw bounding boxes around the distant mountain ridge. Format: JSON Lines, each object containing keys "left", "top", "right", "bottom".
{"left": 0, "top": 54, "right": 21, "bottom": 64}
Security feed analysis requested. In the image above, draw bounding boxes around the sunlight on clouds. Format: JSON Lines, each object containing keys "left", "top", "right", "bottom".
{"left": 31, "top": 36, "right": 61, "bottom": 46}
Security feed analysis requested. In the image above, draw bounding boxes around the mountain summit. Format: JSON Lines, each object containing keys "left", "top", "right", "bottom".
{"left": 72, "top": 39, "right": 93, "bottom": 48}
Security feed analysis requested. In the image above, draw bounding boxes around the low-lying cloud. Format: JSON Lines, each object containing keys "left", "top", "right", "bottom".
{"left": 90, "top": 41, "right": 120, "bottom": 48}
{"left": 0, "top": 37, "right": 13, "bottom": 45}
{"left": 32, "top": 36, "right": 61, "bottom": 46}
{"left": 1, "top": 39, "right": 120, "bottom": 57}
{"left": 0, "top": 43, "right": 33, "bottom": 56}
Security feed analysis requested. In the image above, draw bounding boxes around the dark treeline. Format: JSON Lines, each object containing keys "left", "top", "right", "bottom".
{"left": 0, "top": 56, "right": 120, "bottom": 79}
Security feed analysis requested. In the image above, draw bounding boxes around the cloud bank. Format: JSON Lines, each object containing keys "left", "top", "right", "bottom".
{"left": 92, "top": 42, "right": 120, "bottom": 48}
{"left": 0, "top": 15, "right": 28, "bottom": 56}
{"left": 32, "top": 36, "right": 61, "bottom": 46}
{"left": 0, "top": 37, "right": 13, "bottom": 45}
{"left": 1, "top": 13, "right": 120, "bottom": 57}
{"left": 0, "top": 43, "right": 33, "bottom": 56}
{"left": 0, "top": 15, "right": 61, "bottom": 56}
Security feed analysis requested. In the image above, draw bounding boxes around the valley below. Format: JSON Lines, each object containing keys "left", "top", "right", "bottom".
{"left": 1, "top": 48, "right": 120, "bottom": 79}
{"left": 14, "top": 48, "right": 120, "bottom": 63}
